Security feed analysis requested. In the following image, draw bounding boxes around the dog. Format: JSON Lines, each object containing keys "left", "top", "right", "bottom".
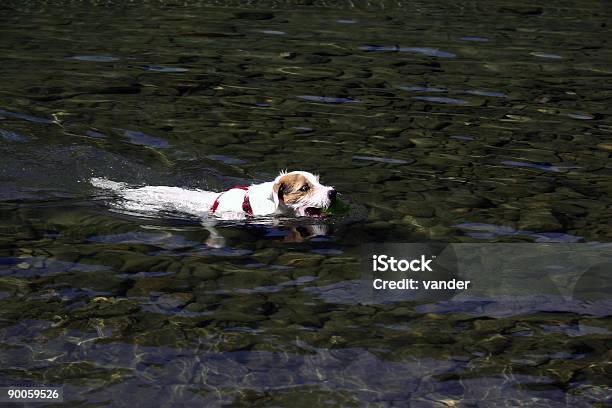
{"left": 92, "top": 171, "right": 337, "bottom": 247}
{"left": 91, "top": 170, "right": 337, "bottom": 219}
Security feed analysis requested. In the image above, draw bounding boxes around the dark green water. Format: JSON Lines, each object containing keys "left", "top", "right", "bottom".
{"left": 1, "top": 1, "right": 611, "bottom": 406}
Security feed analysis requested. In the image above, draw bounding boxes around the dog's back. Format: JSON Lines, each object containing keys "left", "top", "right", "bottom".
{"left": 91, "top": 177, "right": 218, "bottom": 217}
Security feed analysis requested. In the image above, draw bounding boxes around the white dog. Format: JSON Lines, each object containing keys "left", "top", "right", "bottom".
{"left": 91, "top": 170, "right": 337, "bottom": 219}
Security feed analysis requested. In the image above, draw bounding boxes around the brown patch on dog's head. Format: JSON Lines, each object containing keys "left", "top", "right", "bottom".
{"left": 273, "top": 173, "right": 314, "bottom": 205}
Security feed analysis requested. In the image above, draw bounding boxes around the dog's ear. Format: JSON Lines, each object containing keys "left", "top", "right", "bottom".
{"left": 272, "top": 181, "right": 286, "bottom": 205}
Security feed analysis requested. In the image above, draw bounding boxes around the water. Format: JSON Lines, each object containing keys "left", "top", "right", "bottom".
{"left": 1, "top": 1, "right": 611, "bottom": 406}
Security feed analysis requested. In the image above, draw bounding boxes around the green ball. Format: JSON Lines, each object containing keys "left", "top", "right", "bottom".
{"left": 322, "top": 198, "right": 350, "bottom": 216}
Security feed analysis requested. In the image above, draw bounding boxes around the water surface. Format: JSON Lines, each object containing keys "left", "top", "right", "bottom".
{"left": 1, "top": 1, "right": 611, "bottom": 406}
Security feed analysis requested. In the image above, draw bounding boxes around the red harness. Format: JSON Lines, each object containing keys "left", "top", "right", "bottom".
{"left": 210, "top": 185, "right": 253, "bottom": 216}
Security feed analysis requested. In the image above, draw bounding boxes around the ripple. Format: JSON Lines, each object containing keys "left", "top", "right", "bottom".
{"left": 455, "top": 223, "right": 517, "bottom": 235}
{"left": 67, "top": 55, "right": 119, "bottom": 62}
{"left": 464, "top": 232, "right": 497, "bottom": 239}
{"left": 0, "top": 256, "right": 109, "bottom": 277}
{"left": 401, "top": 47, "right": 456, "bottom": 58}
{"left": 360, "top": 45, "right": 456, "bottom": 58}
{"left": 503, "top": 161, "right": 557, "bottom": 171}
{"left": 260, "top": 30, "right": 286, "bottom": 35}
{"left": 143, "top": 66, "right": 189, "bottom": 73}
{"left": 303, "top": 279, "right": 363, "bottom": 304}
{"left": 353, "top": 155, "right": 410, "bottom": 164}
{"left": 117, "top": 271, "right": 174, "bottom": 279}
{"left": 454, "top": 223, "right": 583, "bottom": 243}
{"left": 449, "top": 135, "right": 476, "bottom": 141}
{"left": 412, "top": 96, "right": 468, "bottom": 105}
{"left": 463, "top": 89, "right": 508, "bottom": 98}
{"left": 567, "top": 113, "right": 594, "bottom": 120}
{"left": 235, "top": 275, "right": 316, "bottom": 294}
{"left": 176, "top": 246, "right": 253, "bottom": 257}
{"left": 85, "top": 130, "right": 107, "bottom": 138}
{"left": 0, "top": 108, "right": 53, "bottom": 124}
{"left": 360, "top": 45, "right": 399, "bottom": 52}
{"left": 530, "top": 52, "right": 563, "bottom": 59}
{"left": 417, "top": 297, "right": 612, "bottom": 318}
{"left": 207, "top": 155, "right": 247, "bottom": 165}
{"left": 297, "top": 95, "right": 360, "bottom": 104}
{"left": 88, "top": 231, "right": 196, "bottom": 249}
{"left": 119, "top": 129, "right": 170, "bottom": 148}
{"left": 460, "top": 36, "right": 489, "bottom": 42}
{"left": 337, "top": 19, "right": 357, "bottom": 24}
{"left": 533, "top": 232, "right": 583, "bottom": 243}
{"left": 399, "top": 86, "right": 447, "bottom": 93}
{"left": 292, "top": 126, "right": 314, "bottom": 132}
{"left": 0, "top": 129, "right": 27, "bottom": 142}
{"left": 501, "top": 161, "right": 580, "bottom": 173}
{"left": 541, "top": 324, "right": 611, "bottom": 337}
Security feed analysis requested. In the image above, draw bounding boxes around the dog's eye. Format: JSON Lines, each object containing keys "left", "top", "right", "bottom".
{"left": 299, "top": 185, "right": 310, "bottom": 192}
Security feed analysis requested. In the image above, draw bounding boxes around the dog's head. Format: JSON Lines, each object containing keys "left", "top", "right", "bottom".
{"left": 272, "top": 171, "right": 337, "bottom": 217}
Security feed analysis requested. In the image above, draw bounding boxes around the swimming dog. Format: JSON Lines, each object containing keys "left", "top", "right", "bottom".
{"left": 91, "top": 170, "right": 337, "bottom": 219}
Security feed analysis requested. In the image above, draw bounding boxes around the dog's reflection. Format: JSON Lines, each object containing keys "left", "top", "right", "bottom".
{"left": 204, "top": 223, "right": 330, "bottom": 248}
{"left": 281, "top": 224, "right": 330, "bottom": 243}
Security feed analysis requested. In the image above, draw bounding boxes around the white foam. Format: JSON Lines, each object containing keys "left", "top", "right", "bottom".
{"left": 91, "top": 177, "right": 128, "bottom": 191}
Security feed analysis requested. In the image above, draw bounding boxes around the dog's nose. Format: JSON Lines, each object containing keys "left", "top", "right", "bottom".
{"left": 328, "top": 189, "right": 337, "bottom": 201}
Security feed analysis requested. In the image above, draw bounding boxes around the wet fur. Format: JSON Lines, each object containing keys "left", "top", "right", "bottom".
{"left": 91, "top": 170, "right": 335, "bottom": 219}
